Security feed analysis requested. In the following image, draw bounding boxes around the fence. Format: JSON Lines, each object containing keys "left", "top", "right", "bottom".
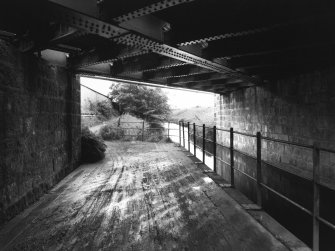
{"left": 177, "top": 120, "right": 335, "bottom": 251}
{"left": 100, "top": 120, "right": 180, "bottom": 142}
{"left": 94, "top": 119, "right": 334, "bottom": 248}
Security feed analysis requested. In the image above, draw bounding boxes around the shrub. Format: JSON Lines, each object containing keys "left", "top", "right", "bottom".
{"left": 99, "top": 125, "right": 125, "bottom": 140}
{"left": 81, "top": 127, "right": 107, "bottom": 163}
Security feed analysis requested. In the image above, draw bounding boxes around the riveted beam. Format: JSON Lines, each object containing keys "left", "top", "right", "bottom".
{"left": 77, "top": 69, "right": 167, "bottom": 86}
{"left": 177, "top": 24, "right": 288, "bottom": 47}
{"left": 111, "top": 33, "right": 259, "bottom": 83}
{"left": 204, "top": 16, "right": 335, "bottom": 61}
{"left": 176, "top": 16, "right": 311, "bottom": 47}
{"left": 112, "top": 0, "right": 196, "bottom": 23}
{"left": 47, "top": 1, "right": 258, "bottom": 84}
{"left": 143, "top": 65, "right": 212, "bottom": 80}
{"left": 167, "top": 72, "right": 230, "bottom": 85}
{"left": 69, "top": 46, "right": 149, "bottom": 69}
{"left": 48, "top": 1, "right": 128, "bottom": 39}
{"left": 111, "top": 54, "right": 188, "bottom": 75}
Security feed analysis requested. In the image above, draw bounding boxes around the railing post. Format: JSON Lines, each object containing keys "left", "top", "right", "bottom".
{"left": 230, "top": 128, "right": 234, "bottom": 187}
{"left": 167, "top": 121, "right": 170, "bottom": 140}
{"left": 182, "top": 121, "right": 185, "bottom": 147}
{"left": 203, "top": 124, "right": 205, "bottom": 164}
{"left": 187, "top": 122, "right": 190, "bottom": 151}
{"left": 256, "top": 132, "right": 262, "bottom": 207}
{"left": 213, "top": 126, "right": 217, "bottom": 173}
{"left": 313, "top": 143, "right": 320, "bottom": 251}
{"left": 142, "top": 120, "right": 145, "bottom": 141}
{"left": 179, "top": 121, "right": 181, "bottom": 146}
{"left": 193, "top": 123, "right": 196, "bottom": 157}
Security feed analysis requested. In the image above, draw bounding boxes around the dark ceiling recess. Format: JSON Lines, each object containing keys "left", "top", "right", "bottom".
{"left": 1, "top": 0, "right": 334, "bottom": 94}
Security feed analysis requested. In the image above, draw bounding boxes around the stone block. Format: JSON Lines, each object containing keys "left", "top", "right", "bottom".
{"left": 0, "top": 39, "right": 81, "bottom": 225}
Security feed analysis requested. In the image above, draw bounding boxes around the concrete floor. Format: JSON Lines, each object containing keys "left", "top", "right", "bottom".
{"left": 0, "top": 142, "right": 308, "bottom": 250}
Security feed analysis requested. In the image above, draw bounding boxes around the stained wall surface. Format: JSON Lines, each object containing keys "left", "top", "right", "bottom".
{"left": 214, "top": 67, "right": 335, "bottom": 248}
{"left": 0, "top": 40, "right": 81, "bottom": 225}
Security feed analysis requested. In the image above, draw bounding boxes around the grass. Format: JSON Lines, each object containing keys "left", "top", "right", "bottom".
{"left": 99, "top": 114, "right": 167, "bottom": 142}
{"left": 169, "top": 106, "right": 214, "bottom": 126}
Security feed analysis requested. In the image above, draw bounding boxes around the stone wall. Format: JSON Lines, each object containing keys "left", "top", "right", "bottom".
{"left": 0, "top": 40, "right": 81, "bottom": 225}
{"left": 214, "top": 66, "right": 335, "bottom": 247}
{"left": 215, "top": 67, "right": 335, "bottom": 182}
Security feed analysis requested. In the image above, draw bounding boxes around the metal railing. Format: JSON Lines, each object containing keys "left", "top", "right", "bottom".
{"left": 100, "top": 121, "right": 180, "bottom": 141}
{"left": 177, "top": 120, "right": 335, "bottom": 251}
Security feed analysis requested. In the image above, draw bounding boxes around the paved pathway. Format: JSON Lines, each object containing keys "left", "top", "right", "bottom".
{"left": 0, "top": 142, "right": 300, "bottom": 250}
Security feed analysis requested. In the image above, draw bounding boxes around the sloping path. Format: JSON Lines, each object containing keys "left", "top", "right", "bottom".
{"left": 0, "top": 142, "right": 298, "bottom": 250}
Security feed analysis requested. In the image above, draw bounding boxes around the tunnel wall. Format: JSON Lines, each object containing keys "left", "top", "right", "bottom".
{"left": 214, "top": 67, "right": 335, "bottom": 248}
{"left": 215, "top": 66, "right": 335, "bottom": 182}
{"left": 0, "top": 40, "right": 81, "bottom": 225}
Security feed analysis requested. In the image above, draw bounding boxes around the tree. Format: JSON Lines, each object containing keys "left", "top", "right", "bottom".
{"left": 109, "top": 83, "right": 170, "bottom": 120}
{"left": 88, "top": 99, "right": 119, "bottom": 120}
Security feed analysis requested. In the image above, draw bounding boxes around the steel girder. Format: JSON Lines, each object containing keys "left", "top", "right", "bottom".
{"left": 112, "top": 0, "right": 196, "bottom": 23}
{"left": 47, "top": 1, "right": 258, "bottom": 85}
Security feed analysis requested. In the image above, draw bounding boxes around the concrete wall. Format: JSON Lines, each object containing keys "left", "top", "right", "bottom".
{"left": 0, "top": 40, "right": 81, "bottom": 225}
{"left": 214, "top": 66, "right": 335, "bottom": 248}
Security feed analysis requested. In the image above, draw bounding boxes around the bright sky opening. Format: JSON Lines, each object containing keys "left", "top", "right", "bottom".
{"left": 80, "top": 77, "right": 214, "bottom": 109}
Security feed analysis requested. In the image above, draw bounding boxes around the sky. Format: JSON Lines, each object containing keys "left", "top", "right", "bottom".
{"left": 80, "top": 77, "right": 214, "bottom": 109}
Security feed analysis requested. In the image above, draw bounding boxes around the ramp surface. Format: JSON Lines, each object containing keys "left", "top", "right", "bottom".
{"left": 0, "top": 142, "right": 293, "bottom": 250}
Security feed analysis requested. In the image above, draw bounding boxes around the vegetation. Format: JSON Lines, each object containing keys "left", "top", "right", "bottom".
{"left": 81, "top": 127, "right": 107, "bottom": 163}
{"left": 109, "top": 83, "right": 170, "bottom": 120}
{"left": 169, "top": 106, "right": 214, "bottom": 126}
{"left": 88, "top": 99, "right": 119, "bottom": 120}
{"left": 99, "top": 114, "right": 166, "bottom": 142}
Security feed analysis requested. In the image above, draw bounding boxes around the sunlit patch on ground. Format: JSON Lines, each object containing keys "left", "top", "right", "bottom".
{"left": 0, "top": 141, "right": 290, "bottom": 251}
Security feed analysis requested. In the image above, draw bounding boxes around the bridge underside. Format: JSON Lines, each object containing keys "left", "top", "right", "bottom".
{"left": 1, "top": 1, "right": 335, "bottom": 249}
{"left": 1, "top": 0, "right": 335, "bottom": 93}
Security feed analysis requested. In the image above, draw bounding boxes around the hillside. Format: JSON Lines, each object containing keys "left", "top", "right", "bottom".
{"left": 169, "top": 106, "right": 214, "bottom": 126}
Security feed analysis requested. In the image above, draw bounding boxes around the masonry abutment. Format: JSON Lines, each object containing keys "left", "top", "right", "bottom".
{"left": 0, "top": 39, "right": 81, "bottom": 225}
{"left": 214, "top": 67, "right": 335, "bottom": 248}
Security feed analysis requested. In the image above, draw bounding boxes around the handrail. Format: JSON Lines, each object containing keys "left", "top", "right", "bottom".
{"left": 233, "top": 130, "right": 257, "bottom": 138}
{"left": 260, "top": 182, "right": 313, "bottom": 216}
{"left": 215, "top": 142, "right": 230, "bottom": 149}
{"left": 203, "top": 149, "right": 213, "bottom": 156}
{"left": 262, "top": 136, "right": 313, "bottom": 149}
{"left": 320, "top": 147, "right": 335, "bottom": 154}
{"left": 233, "top": 148, "right": 257, "bottom": 160}
{"left": 216, "top": 127, "right": 230, "bottom": 132}
{"left": 176, "top": 120, "right": 335, "bottom": 249}
{"left": 215, "top": 156, "right": 230, "bottom": 166}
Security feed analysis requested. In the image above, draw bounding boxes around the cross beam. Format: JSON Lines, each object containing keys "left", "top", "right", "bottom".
{"left": 47, "top": 1, "right": 258, "bottom": 84}
{"left": 112, "top": 0, "right": 196, "bottom": 23}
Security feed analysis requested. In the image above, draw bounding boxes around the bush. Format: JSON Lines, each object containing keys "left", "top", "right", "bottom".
{"left": 146, "top": 133, "right": 164, "bottom": 142}
{"left": 99, "top": 125, "right": 125, "bottom": 140}
{"left": 98, "top": 114, "right": 168, "bottom": 142}
{"left": 81, "top": 127, "right": 107, "bottom": 163}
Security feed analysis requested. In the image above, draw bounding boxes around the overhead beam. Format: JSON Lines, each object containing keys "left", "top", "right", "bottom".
{"left": 184, "top": 78, "right": 245, "bottom": 88}
{"left": 48, "top": 1, "right": 128, "bottom": 39}
{"left": 69, "top": 45, "right": 149, "bottom": 69}
{"left": 228, "top": 43, "right": 335, "bottom": 69}
{"left": 167, "top": 72, "right": 230, "bottom": 85}
{"left": 112, "top": 33, "right": 252, "bottom": 79}
{"left": 111, "top": 54, "right": 188, "bottom": 75}
{"left": 204, "top": 15, "right": 335, "bottom": 60}
{"left": 77, "top": 69, "right": 167, "bottom": 86}
{"left": 143, "top": 65, "right": 212, "bottom": 80}
{"left": 47, "top": 0, "right": 258, "bottom": 84}
{"left": 111, "top": 0, "right": 196, "bottom": 23}
{"left": 177, "top": 21, "right": 293, "bottom": 47}
{"left": 76, "top": 69, "right": 218, "bottom": 94}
